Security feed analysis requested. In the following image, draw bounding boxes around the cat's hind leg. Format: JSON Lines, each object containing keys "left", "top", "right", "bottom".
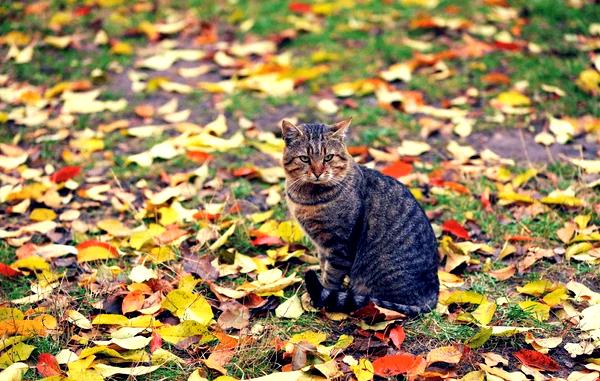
{"left": 320, "top": 250, "right": 352, "bottom": 290}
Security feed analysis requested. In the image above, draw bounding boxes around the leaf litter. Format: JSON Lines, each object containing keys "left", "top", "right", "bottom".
{"left": 0, "top": 0, "right": 599, "bottom": 380}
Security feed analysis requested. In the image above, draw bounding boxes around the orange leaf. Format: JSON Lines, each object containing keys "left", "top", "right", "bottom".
{"left": 122, "top": 290, "right": 145, "bottom": 314}
{"left": 76, "top": 240, "right": 119, "bottom": 262}
{"left": 381, "top": 161, "right": 413, "bottom": 178}
{"left": 442, "top": 220, "right": 470, "bottom": 240}
{"left": 232, "top": 167, "right": 257, "bottom": 177}
{"left": 389, "top": 325, "right": 406, "bottom": 349}
{"left": 482, "top": 72, "right": 511, "bottom": 86}
{"left": 37, "top": 353, "right": 61, "bottom": 377}
{"left": 134, "top": 104, "right": 154, "bottom": 118}
{"left": 186, "top": 151, "right": 214, "bottom": 164}
{"left": 373, "top": 353, "right": 423, "bottom": 377}
{"left": 513, "top": 349, "right": 560, "bottom": 372}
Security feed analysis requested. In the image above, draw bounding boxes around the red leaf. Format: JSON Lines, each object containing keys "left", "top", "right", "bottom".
{"left": 149, "top": 331, "right": 162, "bottom": 353}
{"left": 50, "top": 166, "right": 81, "bottom": 183}
{"left": 381, "top": 161, "right": 413, "bottom": 178}
{"left": 389, "top": 326, "right": 406, "bottom": 349}
{"left": 288, "top": 2, "right": 312, "bottom": 13}
{"left": 506, "top": 235, "right": 534, "bottom": 242}
{"left": 514, "top": 349, "right": 560, "bottom": 372}
{"left": 0, "top": 263, "right": 22, "bottom": 277}
{"left": 442, "top": 219, "right": 470, "bottom": 239}
{"left": 37, "top": 353, "right": 61, "bottom": 377}
{"left": 251, "top": 235, "right": 283, "bottom": 247}
{"left": 373, "top": 353, "right": 422, "bottom": 377}
{"left": 74, "top": 6, "right": 92, "bottom": 16}
{"left": 480, "top": 187, "right": 492, "bottom": 212}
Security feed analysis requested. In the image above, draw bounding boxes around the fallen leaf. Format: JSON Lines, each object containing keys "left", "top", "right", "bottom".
{"left": 513, "top": 349, "right": 560, "bottom": 372}
{"left": 37, "top": 353, "right": 61, "bottom": 377}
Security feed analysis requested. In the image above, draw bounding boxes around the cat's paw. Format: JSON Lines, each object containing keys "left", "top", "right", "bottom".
{"left": 304, "top": 270, "right": 324, "bottom": 305}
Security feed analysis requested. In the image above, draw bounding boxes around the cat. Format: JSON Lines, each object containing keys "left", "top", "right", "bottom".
{"left": 281, "top": 118, "right": 439, "bottom": 316}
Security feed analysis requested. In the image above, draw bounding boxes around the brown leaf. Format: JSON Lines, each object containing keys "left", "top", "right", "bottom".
{"left": 217, "top": 301, "right": 250, "bottom": 330}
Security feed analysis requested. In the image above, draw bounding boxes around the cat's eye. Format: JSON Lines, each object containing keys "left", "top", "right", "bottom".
{"left": 299, "top": 155, "right": 310, "bottom": 163}
{"left": 324, "top": 154, "right": 334, "bottom": 162}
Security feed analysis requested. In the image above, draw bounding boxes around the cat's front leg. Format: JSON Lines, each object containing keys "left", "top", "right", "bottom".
{"left": 320, "top": 249, "right": 352, "bottom": 290}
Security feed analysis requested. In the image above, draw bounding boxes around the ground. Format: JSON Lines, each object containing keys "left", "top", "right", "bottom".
{"left": 0, "top": 0, "right": 599, "bottom": 380}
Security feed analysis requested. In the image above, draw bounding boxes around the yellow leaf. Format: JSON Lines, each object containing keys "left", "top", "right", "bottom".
{"left": 351, "top": 358, "right": 374, "bottom": 381}
{"left": 576, "top": 69, "right": 600, "bottom": 95}
{"left": 0, "top": 362, "right": 28, "bottom": 381}
{"left": 549, "top": 116, "right": 576, "bottom": 144}
{"left": 494, "top": 90, "right": 531, "bottom": 107}
{"left": 277, "top": 220, "right": 304, "bottom": 243}
{"left": 568, "top": 158, "right": 600, "bottom": 174}
{"left": 0, "top": 337, "right": 26, "bottom": 353}
{"left": 512, "top": 169, "right": 537, "bottom": 188}
{"left": 542, "top": 286, "right": 569, "bottom": 307}
{"left": 249, "top": 210, "right": 273, "bottom": 224}
{"left": 0, "top": 308, "right": 24, "bottom": 321}
{"left": 11, "top": 255, "right": 50, "bottom": 272}
{"left": 0, "top": 343, "right": 35, "bottom": 369}
{"left": 518, "top": 301, "right": 550, "bottom": 321}
{"left": 541, "top": 190, "right": 585, "bottom": 207}
{"left": 91, "top": 314, "right": 130, "bottom": 326}
{"left": 162, "top": 289, "right": 214, "bottom": 325}
{"left": 516, "top": 279, "right": 557, "bottom": 296}
{"left": 442, "top": 290, "right": 486, "bottom": 305}
{"left": 208, "top": 223, "right": 236, "bottom": 251}
{"left": 67, "top": 310, "right": 92, "bottom": 330}
{"left": 111, "top": 41, "right": 133, "bottom": 55}
{"left": 204, "top": 114, "right": 228, "bottom": 136}
{"left": 574, "top": 215, "right": 591, "bottom": 230}
{"left": 97, "top": 219, "right": 131, "bottom": 237}
{"left": 566, "top": 242, "right": 593, "bottom": 260}
{"left": 155, "top": 320, "right": 211, "bottom": 345}
{"left": 187, "top": 369, "right": 209, "bottom": 381}
{"left": 290, "top": 331, "right": 327, "bottom": 346}
{"left": 29, "top": 208, "right": 57, "bottom": 221}
{"left": 275, "top": 294, "right": 304, "bottom": 319}
{"left": 472, "top": 299, "right": 496, "bottom": 326}
{"left": 129, "top": 224, "right": 165, "bottom": 250}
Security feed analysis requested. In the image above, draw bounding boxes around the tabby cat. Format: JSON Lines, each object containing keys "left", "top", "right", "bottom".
{"left": 281, "top": 118, "right": 439, "bottom": 316}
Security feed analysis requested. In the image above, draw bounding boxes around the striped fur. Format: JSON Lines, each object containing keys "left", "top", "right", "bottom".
{"left": 282, "top": 120, "right": 439, "bottom": 315}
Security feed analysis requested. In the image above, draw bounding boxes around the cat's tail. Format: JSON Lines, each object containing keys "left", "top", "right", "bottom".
{"left": 304, "top": 270, "right": 436, "bottom": 317}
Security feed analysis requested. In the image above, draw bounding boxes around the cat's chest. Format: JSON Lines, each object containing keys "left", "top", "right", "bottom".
{"left": 288, "top": 197, "right": 358, "bottom": 242}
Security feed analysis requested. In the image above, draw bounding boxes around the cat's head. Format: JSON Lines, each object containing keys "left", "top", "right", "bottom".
{"left": 281, "top": 119, "right": 352, "bottom": 185}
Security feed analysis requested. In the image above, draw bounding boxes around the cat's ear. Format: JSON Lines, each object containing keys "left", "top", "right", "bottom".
{"left": 329, "top": 118, "right": 351, "bottom": 139}
{"left": 281, "top": 120, "right": 303, "bottom": 142}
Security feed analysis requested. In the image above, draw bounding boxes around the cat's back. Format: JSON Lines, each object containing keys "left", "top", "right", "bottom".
{"left": 357, "top": 165, "right": 436, "bottom": 246}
